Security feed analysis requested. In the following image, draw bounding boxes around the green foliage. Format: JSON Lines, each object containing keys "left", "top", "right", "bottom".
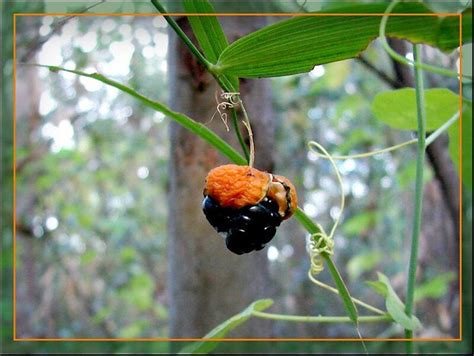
{"left": 183, "top": 0, "right": 227, "bottom": 62}
{"left": 39, "top": 64, "right": 247, "bottom": 165}
{"left": 215, "top": 3, "right": 470, "bottom": 78}
{"left": 372, "top": 88, "right": 472, "bottom": 190}
{"left": 437, "top": 8, "right": 472, "bottom": 51}
{"left": 368, "top": 273, "right": 422, "bottom": 331}
{"left": 414, "top": 272, "right": 456, "bottom": 302}
{"left": 372, "top": 88, "right": 459, "bottom": 131}
{"left": 449, "top": 101, "right": 472, "bottom": 190}
{"left": 179, "top": 299, "right": 274, "bottom": 354}
{"left": 342, "top": 211, "right": 378, "bottom": 236}
{"left": 183, "top": 0, "right": 239, "bottom": 90}
{"left": 397, "top": 161, "right": 433, "bottom": 189}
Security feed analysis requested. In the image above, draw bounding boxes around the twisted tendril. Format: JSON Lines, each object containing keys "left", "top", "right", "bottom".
{"left": 306, "top": 141, "right": 345, "bottom": 277}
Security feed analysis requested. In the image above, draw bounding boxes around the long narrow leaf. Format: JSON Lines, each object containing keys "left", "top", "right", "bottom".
{"left": 34, "top": 64, "right": 246, "bottom": 165}
{"left": 294, "top": 208, "right": 358, "bottom": 325}
{"left": 179, "top": 299, "right": 273, "bottom": 354}
{"left": 183, "top": 0, "right": 239, "bottom": 91}
{"left": 216, "top": 3, "right": 471, "bottom": 78}
{"left": 183, "top": 0, "right": 228, "bottom": 63}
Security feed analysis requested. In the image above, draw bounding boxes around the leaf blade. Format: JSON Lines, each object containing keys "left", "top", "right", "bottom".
{"left": 376, "top": 272, "right": 422, "bottom": 331}
{"left": 183, "top": 0, "right": 239, "bottom": 91}
{"left": 449, "top": 100, "right": 472, "bottom": 190}
{"left": 183, "top": 0, "right": 228, "bottom": 63}
{"left": 371, "top": 88, "right": 459, "bottom": 131}
{"left": 216, "top": 3, "right": 469, "bottom": 78}
{"left": 179, "top": 299, "right": 273, "bottom": 354}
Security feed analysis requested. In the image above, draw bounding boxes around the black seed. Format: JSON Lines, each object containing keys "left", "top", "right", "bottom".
{"left": 260, "top": 196, "right": 279, "bottom": 211}
{"left": 202, "top": 195, "right": 283, "bottom": 255}
{"left": 260, "top": 225, "right": 277, "bottom": 244}
{"left": 226, "top": 228, "right": 254, "bottom": 254}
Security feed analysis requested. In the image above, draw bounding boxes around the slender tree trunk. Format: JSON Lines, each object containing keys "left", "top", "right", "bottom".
{"left": 167, "top": 17, "right": 274, "bottom": 339}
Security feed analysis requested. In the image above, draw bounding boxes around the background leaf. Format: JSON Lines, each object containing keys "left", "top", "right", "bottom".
{"left": 414, "top": 272, "right": 456, "bottom": 302}
{"left": 179, "top": 299, "right": 273, "bottom": 354}
{"left": 371, "top": 88, "right": 459, "bottom": 131}
{"left": 448, "top": 100, "right": 472, "bottom": 190}
{"left": 215, "top": 3, "right": 471, "bottom": 78}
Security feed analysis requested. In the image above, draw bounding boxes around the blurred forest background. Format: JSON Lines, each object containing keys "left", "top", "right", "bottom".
{"left": 2, "top": 0, "right": 472, "bottom": 354}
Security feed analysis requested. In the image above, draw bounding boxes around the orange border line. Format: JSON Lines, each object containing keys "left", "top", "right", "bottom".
{"left": 14, "top": 12, "right": 460, "bottom": 17}
{"left": 12, "top": 337, "right": 462, "bottom": 342}
{"left": 12, "top": 11, "right": 464, "bottom": 343}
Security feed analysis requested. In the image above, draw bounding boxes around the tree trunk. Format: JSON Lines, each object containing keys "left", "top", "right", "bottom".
{"left": 167, "top": 17, "right": 274, "bottom": 339}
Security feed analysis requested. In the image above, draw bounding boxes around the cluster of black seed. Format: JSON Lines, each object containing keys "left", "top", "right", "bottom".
{"left": 202, "top": 195, "right": 283, "bottom": 255}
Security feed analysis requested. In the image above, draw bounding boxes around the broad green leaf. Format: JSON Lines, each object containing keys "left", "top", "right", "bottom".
{"left": 376, "top": 272, "right": 422, "bottom": 330}
{"left": 437, "top": 8, "right": 472, "bottom": 51}
{"left": 179, "top": 299, "right": 273, "bottom": 354}
{"left": 372, "top": 88, "right": 471, "bottom": 189}
{"left": 215, "top": 3, "right": 471, "bottom": 78}
{"left": 414, "top": 272, "right": 456, "bottom": 302}
{"left": 449, "top": 100, "right": 472, "bottom": 190}
{"left": 372, "top": 88, "right": 459, "bottom": 131}
{"left": 183, "top": 0, "right": 239, "bottom": 91}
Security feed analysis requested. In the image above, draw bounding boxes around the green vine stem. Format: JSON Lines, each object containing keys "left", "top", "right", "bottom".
{"left": 150, "top": 0, "right": 213, "bottom": 73}
{"left": 404, "top": 43, "right": 426, "bottom": 352}
{"left": 380, "top": 0, "right": 472, "bottom": 82}
{"left": 294, "top": 208, "right": 359, "bottom": 324}
{"left": 307, "top": 272, "right": 386, "bottom": 315}
{"left": 150, "top": 0, "right": 254, "bottom": 164}
{"left": 251, "top": 311, "right": 392, "bottom": 324}
{"left": 311, "top": 111, "right": 459, "bottom": 161}
{"left": 230, "top": 107, "right": 250, "bottom": 162}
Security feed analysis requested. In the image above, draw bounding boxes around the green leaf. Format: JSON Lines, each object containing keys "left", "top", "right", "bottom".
{"left": 397, "top": 161, "right": 433, "bottom": 189}
{"left": 342, "top": 211, "right": 378, "bottom": 236}
{"left": 215, "top": 3, "right": 469, "bottom": 78}
{"left": 294, "top": 208, "right": 358, "bottom": 325}
{"left": 325, "top": 258, "right": 359, "bottom": 325}
{"left": 183, "top": 0, "right": 239, "bottom": 91}
{"left": 179, "top": 299, "right": 273, "bottom": 354}
{"left": 32, "top": 64, "right": 247, "bottom": 166}
{"left": 437, "top": 8, "right": 472, "bottom": 51}
{"left": 366, "top": 280, "right": 389, "bottom": 297}
{"left": 376, "top": 272, "right": 422, "bottom": 330}
{"left": 183, "top": 0, "right": 227, "bottom": 63}
{"left": 449, "top": 100, "right": 472, "bottom": 190}
{"left": 414, "top": 272, "right": 456, "bottom": 302}
{"left": 372, "top": 88, "right": 459, "bottom": 131}
{"left": 372, "top": 88, "right": 471, "bottom": 189}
